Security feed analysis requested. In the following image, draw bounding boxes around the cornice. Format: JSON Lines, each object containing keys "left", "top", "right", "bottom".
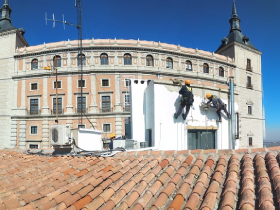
{"left": 217, "top": 41, "right": 262, "bottom": 55}
{"left": 14, "top": 45, "right": 236, "bottom": 68}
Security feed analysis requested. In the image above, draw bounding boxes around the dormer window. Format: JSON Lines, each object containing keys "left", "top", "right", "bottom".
{"left": 53, "top": 55, "right": 61, "bottom": 67}
{"left": 77, "top": 54, "right": 86, "bottom": 66}
{"left": 31, "top": 59, "right": 38, "bottom": 70}
{"left": 186, "top": 61, "right": 192, "bottom": 71}
{"left": 166, "top": 57, "right": 173, "bottom": 69}
{"left": 219, "top": 67, "right": 224, "bottom": 77}
{"left": 203, "top": 63, "right": 209, "bottom": 73}
{"left": 124, "top": 54, "right": 132, "bottom": 65}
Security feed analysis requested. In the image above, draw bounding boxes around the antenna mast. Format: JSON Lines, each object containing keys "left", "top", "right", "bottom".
{"left": 45, "top": 0, "right": 83, "bottom": 127}
{"left": 76, "top": 0, "right": 83, "bottom": 127}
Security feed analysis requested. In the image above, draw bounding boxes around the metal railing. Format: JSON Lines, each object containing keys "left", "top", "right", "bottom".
{"left": 27, "top": 110, "right": 41, "bottom": 115}
{"left": 246, "top": 83, "right": 253, "bottom": 89}
{"left": 123, "top": 106, "right": 131, "bottom": 112}
{"left": 51, "top": 109, "right": 64, "bottom": 115}
{"left": 100, "top": 108, "right": 113, "bottom": 113}
{"left": 75, "top": 108, "right": 88, "bottom": 113}
{"left": 246, "top": 66, "right": 253, "bottom": 71}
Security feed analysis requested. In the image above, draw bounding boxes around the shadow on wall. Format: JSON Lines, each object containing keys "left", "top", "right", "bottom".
{"left": 173, "top": 95, "right": 183, "bottom": 123}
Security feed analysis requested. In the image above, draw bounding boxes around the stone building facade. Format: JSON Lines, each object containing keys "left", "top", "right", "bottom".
{"left": 0, "top": 1, "right": 264, "bottom": 149}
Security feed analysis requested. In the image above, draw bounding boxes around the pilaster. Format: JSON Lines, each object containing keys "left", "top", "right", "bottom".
{"left": 89, "top": 73, "right": 97, "bottom": 113}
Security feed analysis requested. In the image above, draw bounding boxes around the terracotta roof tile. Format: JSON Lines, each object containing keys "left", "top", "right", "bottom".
{"left": 4, "top": 149, "right": 280, "bottom": 209}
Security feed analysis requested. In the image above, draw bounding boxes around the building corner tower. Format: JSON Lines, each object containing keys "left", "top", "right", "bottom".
{"left": 216, "top": 1, "right": 264, "bottom": 148}
{"left": 0, "top": 0, "right": 28, "bottom": 148}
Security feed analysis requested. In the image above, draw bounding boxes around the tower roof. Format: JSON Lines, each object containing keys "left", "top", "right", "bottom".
{"left": 216, "top": 1, "right": 258, "bottom": 52}
{"left": 0, "top": 0, "right": 25, "bottom": 34}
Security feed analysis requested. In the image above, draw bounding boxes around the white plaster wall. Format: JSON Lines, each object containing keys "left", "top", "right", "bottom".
{"left": 131, "top": 80, "right": 239, "bottom": 150}
{"left": 130, "top": 80, "right": 148, "bottom": 143}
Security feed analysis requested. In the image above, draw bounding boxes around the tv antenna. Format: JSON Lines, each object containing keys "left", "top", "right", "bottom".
{"left": 45, "top": 0, "right": 84, "bottom": 127}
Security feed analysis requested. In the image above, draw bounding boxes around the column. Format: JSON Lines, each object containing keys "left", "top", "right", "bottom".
{"left": 89, "top": 73, "right": 97, "bottom": 113}
{"left": 115, "top": 116, "right": 122, "bottom": 137}
{"left": 66, "top": 75, "right": 73, "bottom": 113}
{"left": 114, "top": 74, "right": 122, "bottom": 112}
{"left": 42, "top": 76, "right": 49, "bottom": 114}
{"left": 19, "top": 120, "right": 26, "bottom": 148}
{"left": 10, "top": 120, "right": 17, "bottom": 148}
{"left": 42, "top": 118, "right": 49, "bottom": 148}
{"left": 21, "top": 79, "right": 26, "bottom": 108}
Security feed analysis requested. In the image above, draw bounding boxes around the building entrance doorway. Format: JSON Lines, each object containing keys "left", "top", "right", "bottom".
{"left": 188, "top": 130, "right": 216, "bottom": 150}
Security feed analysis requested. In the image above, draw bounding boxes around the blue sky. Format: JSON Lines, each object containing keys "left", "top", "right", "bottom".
{"left": 7, "top": 0, "right": 280, "bottom": 140}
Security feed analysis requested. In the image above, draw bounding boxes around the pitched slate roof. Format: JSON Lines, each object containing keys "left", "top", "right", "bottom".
{"left": 0, "top": 147, "right": 280, "bottom": 210}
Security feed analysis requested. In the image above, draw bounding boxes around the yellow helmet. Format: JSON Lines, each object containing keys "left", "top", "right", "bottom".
{"left": 185, "top": 80, "right": 191, "bottom": 85}
{"left": 110, "top": 133, "right": 116, "bottom": 139}
{"left": 206, "top": 93, "right": 212, "bottom": 99}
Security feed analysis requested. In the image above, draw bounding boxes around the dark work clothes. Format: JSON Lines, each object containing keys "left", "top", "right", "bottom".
{"left": 109, "top": 140, "right": 113, "bottom": 150}
{"left": 216, "top": 106, "right": 230, "bottom": 120}
{"left": 207, "top": 95, "right": 230, "bottom": 120}
{"left": 179, "top": 85, "right": 191, "bottom": 98}
{"left": 175, "top": 85, "right": 192, "bottom": 120}
{"left": 175, "top": 104, "right": 191, "bottom": 120}
{"left": 207, "top": 96, "right": 223, "bottom": 109}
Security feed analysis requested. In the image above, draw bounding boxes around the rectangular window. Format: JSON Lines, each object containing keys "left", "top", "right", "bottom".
{"left": 249, "top": 137, "right": 253, "bottom": 146}
{"left": 77, "top": 97, "right": 86, "bottom": 113}
{"left": 53, "top": 98, "right": 62, "bottom": 114}
{"left": 78, "top": 125, "right": 85, "bottom": 129}
{"left": 248, "top": 106, "right": 252, "bottom": 115}
{"left": 31, "top": 83, "right": 38, "bottom": 90}
{"left": 124, "top": 94, "right": 130, "bottom": 111}
{"left": 247, "top": 76, "right": 252, "bottom": 88}
{"left": 103, "top": 124, "right": 110, "bottom": 132}
{"left": 31, "top": 126, "right": 38, "bottom": 134}
{"left": 29, "top": 144, "right": 38, "bottom": 149}
{"left": 247, "top": 59, "right": 251, "bottom": 68}
{"left": 125, "top": 79, "right": 130, "bottom": 87}
{"left": 102, "top": 96, "right": 111, "bottom": 112}
{"left": 78, "top": 80, "right": 85, "bottom": 88}
{"left": 54, "top": 81, "right": 62, "bottom": 89}
{"left": 102, "top": 79, "right": 109, "bottom": 87}
{"left": 30, "top": 99, "right": 39, "bottom": 115}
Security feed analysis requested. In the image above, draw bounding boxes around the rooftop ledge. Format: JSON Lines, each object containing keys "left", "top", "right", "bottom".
{"left": 16, "top": 38, "right": 234, "bottom": 63}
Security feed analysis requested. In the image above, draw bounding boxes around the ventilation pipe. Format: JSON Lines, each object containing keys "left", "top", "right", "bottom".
{"left": 229, "top": 77, "right": 235, "bottom": 149}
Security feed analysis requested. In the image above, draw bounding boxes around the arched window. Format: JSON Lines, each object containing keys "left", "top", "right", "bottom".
{"left": 124, "top": 54, "right": 132, "bottom": 65}
{"left": 31, "top": 59, "right": 38, "bottom": 70}
{"left": 53, "top": 55, "right": 61, "bottom": 67}
{"left": 219, "top": 67, "right": 224, "bottom": 77}
{"left": 146, "top": 55, "right": 154, "bottom": 66}
{"left": 186, "top": 60, "right": 192, "bottom": 71}
{"left": 166, "top": 57, "right": 173, "bottom": 69}
{"left": 203, "top": 63, "right": 209, "bottom": 73}
{"left": 77, "top": 54, "right": 86, "bottom": 66}
{"left": 100, "top": 53, "right": 108, "bottom": 65}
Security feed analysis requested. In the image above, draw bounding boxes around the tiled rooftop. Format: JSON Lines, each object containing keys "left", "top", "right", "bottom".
{"left": 1, "top": 147, "right": 280, "bottom": 210}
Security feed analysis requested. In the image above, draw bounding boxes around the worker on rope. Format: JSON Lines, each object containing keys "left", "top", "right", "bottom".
{"left": 206, "top": 93, "right": 230, "bottom": 122}
{"left": 109, "top": 133, "right": 116, "bottom": 150}
{"left": 174, "top": 79, "right": 194, "bottom": 120}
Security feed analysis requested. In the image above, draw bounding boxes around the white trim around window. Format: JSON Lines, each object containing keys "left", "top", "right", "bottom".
{"left": 53, "top": 80, "right": 62, "bottom": 89}
{"left": 30, "top": 125, "right": 38, "bottom": 135}
{"left": 28, "top": 142, "right": 40, "bottom": 149}
{"left": 102, "top": 123, "right": 111, "bottom": 133}
{"left": 30, "top": 82, "right": 38, "bottom": 91}
{"left": 101, "top": 78, "right": 110, "bottom": 87}
{"left": 99, "top": 94, "right": 113, "bottom": 111}
{"left": 77, "top": 79, "right": 86, "bottom": 88}
{"left": 78, "top": 124, "right": 86, "bottom": 129}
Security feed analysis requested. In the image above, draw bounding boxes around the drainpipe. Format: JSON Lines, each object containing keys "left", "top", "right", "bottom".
{"left": 229, "top": 77, "right": 235, "bottom": 149}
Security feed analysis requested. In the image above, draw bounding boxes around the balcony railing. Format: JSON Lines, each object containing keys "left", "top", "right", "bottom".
{"left": 27, "top": 110, "right": 41, "bottom": 115}
{"left": 100, "top": 108, "right": 113, "bottom": 113}
{"left": 246, "top": 83, "right": 253, "bottom": 89}
{"left": 246, "top": 66, "right": 253, "bottom": 72}
{"left": 75, "top": 108, "right": 88, "bottom": 114}
{"left": 123, "top": 106, "right": 131, "bottom": 112}
{"left": 51, "top": 109, "right": 64, "bottom": 115}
